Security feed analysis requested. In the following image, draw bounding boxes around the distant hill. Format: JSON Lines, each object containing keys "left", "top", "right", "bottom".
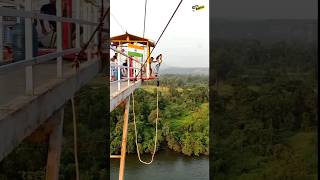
{"left": 159, "top": 65, "right": 209, "bottom": 75}
{"left": 211, "top": 19, "right": 317, "bottom": 43}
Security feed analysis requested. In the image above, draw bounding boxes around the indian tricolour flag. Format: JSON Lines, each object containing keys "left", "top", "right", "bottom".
{"left": 128, "top": 44, "right": 144, "bottom": 60}
{"left": 127, "top": 44, "right": 145, "bottom": 77}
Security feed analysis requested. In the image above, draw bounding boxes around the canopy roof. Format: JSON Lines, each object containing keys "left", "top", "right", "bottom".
{"left": 111, "top": 32, "right": 155, "bottom": 47}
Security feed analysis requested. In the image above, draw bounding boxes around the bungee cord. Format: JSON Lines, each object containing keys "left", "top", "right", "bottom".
{"left": 131, "top": 84, "right": 159, "bottom": 164}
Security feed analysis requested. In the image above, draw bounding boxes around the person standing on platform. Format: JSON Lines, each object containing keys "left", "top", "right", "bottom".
{"left": 39, "top": 0, "right": 57, "bottom": 47}
{"left": 122, "top": 59, "right": 128, "bottom": 77}
{"left": 110, "top": 53, "right": 118, "bottom": 81}
{"left": 154, "top": 54, "right": 163, "bottom": 77}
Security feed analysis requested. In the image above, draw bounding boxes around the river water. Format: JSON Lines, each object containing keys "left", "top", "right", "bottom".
{"left": 110, "top": 149, "right": 209, "bottom": 180}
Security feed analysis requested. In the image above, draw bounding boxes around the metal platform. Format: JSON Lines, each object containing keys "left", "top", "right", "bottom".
{"left": 0, "top": 59, "right": 101, "bottom": 161}
{"left": 110, "top": 80, "right": 141, "bottom": 112}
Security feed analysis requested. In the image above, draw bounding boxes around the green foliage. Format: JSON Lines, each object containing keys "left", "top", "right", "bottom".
{"left": 110, "top": 75, "right": 209, "bottom": 156}
{"left": 212, "top": 40, "right": 317, "bottom": 179}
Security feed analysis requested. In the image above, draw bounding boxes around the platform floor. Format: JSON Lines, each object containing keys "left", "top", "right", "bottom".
{"left": 110, "top": 81, "right": 134, "bottom": 97}
{"left": 110, "top": 80, "right": 141, "bottom": 112}
{"left": 0, "top": 60, "right": 76, "bottom": 107}
{"left": 0, "top": 60, "right": 141, "bottom": 112}
{"left": 0, "top": 58, "right": 101, "bottom": 160}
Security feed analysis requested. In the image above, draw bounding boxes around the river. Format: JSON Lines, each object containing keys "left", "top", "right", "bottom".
{"left": 110, "top": 149, "right": 209, "bottom": 180}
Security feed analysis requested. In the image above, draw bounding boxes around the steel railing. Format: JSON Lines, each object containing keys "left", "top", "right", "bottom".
{"left": 110, "top": 47, "right": 143, "bottom": 92}
{"left": 0, "top": 0, "right": 106, "bottom": 95}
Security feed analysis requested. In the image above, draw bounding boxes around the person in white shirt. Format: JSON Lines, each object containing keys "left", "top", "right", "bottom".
{"left": 154, "top": 54, "right": 163, "bottom": 77}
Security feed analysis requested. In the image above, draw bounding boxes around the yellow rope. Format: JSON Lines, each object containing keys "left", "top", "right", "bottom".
{"left": 132, "top": 85, "right": 159, "bottom": 164}
{"left": 71, "top": 97, "right": 80, "bottom": 180}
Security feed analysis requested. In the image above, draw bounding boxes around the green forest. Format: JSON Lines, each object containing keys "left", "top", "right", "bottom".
{"left": 212, "top": 40, "right": 318, "bottom": 179}
{"left": 110, "top": 74, "right": 209, "bottom": 156}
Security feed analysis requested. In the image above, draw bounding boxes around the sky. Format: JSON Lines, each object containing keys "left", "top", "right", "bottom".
{"left": 110, "top": 0, "right": 209, "bottom": 68}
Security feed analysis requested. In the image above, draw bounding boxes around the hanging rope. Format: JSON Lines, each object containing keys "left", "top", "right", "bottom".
{"left": 143, "top": 0, "right": 148, "bottom": 38}
{"left": 71, "top": 97, "right": 80, "bottom": 180}
{"left": 129, "top": 0, "right": 183, "bottom": 165}
{"left": 132, "top": 84, "right": 159, "bottom": 164}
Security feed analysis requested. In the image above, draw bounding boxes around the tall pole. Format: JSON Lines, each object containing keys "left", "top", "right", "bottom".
{"left": 119, "top": 98, "right": 130, "bottom": 180}
{"left": 46, "top": 109, "right": 64, "bottom": 180}
{"left": 146, "top": 44, "right": 150, "bottom": 79}
{"left": 56, "top": 0, "right": 63, "bottom": 77}
{"left": 143, "top": 0, "right": 147, "bottom": 38}
{"left": 25, "top": 0, "right": 34, "bottom": 95}
{"left": 0, "top": 4, "right": 3, "bottom": 63}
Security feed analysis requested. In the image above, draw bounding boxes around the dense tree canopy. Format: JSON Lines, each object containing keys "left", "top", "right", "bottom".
{"left": 111, "top": 74, "right": 209, "bottom": 156}
{"left": 211, "top": 40, "right": 317, "bottom": 179}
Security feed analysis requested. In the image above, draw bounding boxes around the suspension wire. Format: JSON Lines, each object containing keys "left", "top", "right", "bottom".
{"left": 131, "top": 84, "right": 159, "bottom": 164}
{"left": 111, "top": 13, "right": 126, "bottom": 33}
{"left": 134, "top": 0, "right": 184, "bottom": 81}
{"left": 143, "top": 0, "right": 148, "bottom": 37}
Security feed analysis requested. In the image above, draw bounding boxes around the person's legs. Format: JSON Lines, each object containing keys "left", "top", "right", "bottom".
{"left": 121, "top": 68, "right": 127, "bottom": 78}
{"left": 49, "top": 31, "right": 57, "bottom": 48}
{"left": 112, "top": 68, "right": 116, "bottom": 81}
{"left": 114, "top": 68, "right": 118, "bottom": 80}
{"left": 149, "top": 63, "right": 153, "bottom": 77}
{"left": 154, "top": 64, "right": 161, "bottom": 78}
{"left": 49, "top": 32, "right": 55, "bottom": 48}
